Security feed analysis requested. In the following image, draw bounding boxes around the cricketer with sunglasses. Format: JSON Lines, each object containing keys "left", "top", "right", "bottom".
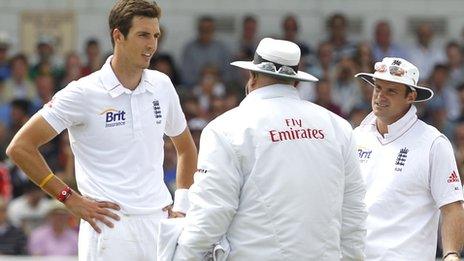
{"left": 354, "top": 57, "right": 464, "bottom": 261}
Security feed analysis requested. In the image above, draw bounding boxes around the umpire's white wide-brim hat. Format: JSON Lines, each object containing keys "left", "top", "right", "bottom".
{"left": 231, "top": 37, "right": 318, "bottom": 82}
{"left": 355, "top": 57, "right": 434, "bottom": 102}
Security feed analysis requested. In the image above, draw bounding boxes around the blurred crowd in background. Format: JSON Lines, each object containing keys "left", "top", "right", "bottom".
{"left": 0, "top": 12, "right": 464, "bottom": 256}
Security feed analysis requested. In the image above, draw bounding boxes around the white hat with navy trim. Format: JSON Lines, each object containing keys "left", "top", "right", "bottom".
{"left": 355, "top": 57, "right": 434, "bottom": 102}
{"left": 231, "top": 37, "right": 318, "bottom": 82}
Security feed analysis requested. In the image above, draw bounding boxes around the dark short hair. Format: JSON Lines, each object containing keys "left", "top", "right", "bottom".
{"left": 326, "top": 13, "right": 347, "bottom": 28}
{"left": 432, "top": 63, "right": 450, "bottom": 74}
{"left": 86, "top": 38, "right": 99, "bottom": 48}
{"left": 108, "top": 0, "right": 161, "bottom": 47}
{"left": 11, "top": 98, "right": 32, "bottom": 115}
{"left": 197, "top": 15, "right": 215, "bottom": 29}
{"left": 446, "top": 40, "right": 460, "bottom": 50}
{"left": 457, "top": 82, "right": 464, "bottom": 92}
{"left": 9, "top": 53, "right": 28, "bottom": 68}
{"left": 243, "top": 15, "right": 257, "bottom": 25}
{"left": 282, "top": 14, "right": 298, "bottom": 32}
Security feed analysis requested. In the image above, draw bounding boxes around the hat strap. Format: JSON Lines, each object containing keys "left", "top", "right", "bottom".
{"left": 253, "top": 53, "right": 298, "bottom": 72}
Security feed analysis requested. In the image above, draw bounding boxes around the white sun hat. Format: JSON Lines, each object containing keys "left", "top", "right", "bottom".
{"left": 231, "top": 37, "right": 318, "bottom": 82}
{"left": 355, "top": 57, "right": 434, "bottom": 102}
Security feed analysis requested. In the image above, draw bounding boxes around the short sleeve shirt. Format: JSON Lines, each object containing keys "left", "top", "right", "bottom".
{"left": 354, "top": 106, "right": 463, "bottom": 260}
{"left": 39, "top": 56, "right": 187, "bottom": 214}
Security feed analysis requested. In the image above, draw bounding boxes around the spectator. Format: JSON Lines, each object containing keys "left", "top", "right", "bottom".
{"left": 32, "top": 74, "right": 55, "bottom": 113}
{"left": 223, "top": 86, "right": 241, "bottom": 111}
{"left": 0, "top": 161, "right": 11, "bottom": 203}
{"left": 55, "top": 131, "right": 75, "bottom": 190}
{"left": 332, "top": 57, "right": 362, "bottom": 115}
{"left": 325, "top": 13, "right": 357, "bottom": 62}
{"left": 7, "top": 182, "right": 52, "bottom": 234}
{"left": 314, "top": 79, "right": 344, "bottom": 117}
{"left": 231, "top": 15, "right": 260, "bottom": 87}
{"left": 8, "top": 99, "right": 32, "bottom": 135}
{"left": 208, "top": 95, "right": 227, "bottom": 120}
{"left": 152, "top": 26, "right": 180, "bottom": 84}
{"left": 192, "top": 65, "right": 226, "bottom": 112}
{"left": 181, "top": 16, "right": 232, "bottom": 87}
{"left": 1, "top": 54, "right": 36, "bottom": 105}
{"left": 0, "top": 198, "right": 27, "bottom": 255}
{"left": 0, "top": 122, "right": 8, "bottom": 161}
{"left": 425, "top": 64, "right": 460, "bottom": 121}
{"left": 235, "top": 15, "right": 259, "bottom": 61}
{"left": 187, "top": 125, "right": 206, "bottom": 155}
{"left": 29, "top": 36, "right": 61, "bottom": 80}
{"left": 456, "top": 82, "right": 464, "bottom": 120}
{"left": 445, "top": 41, "right": 464, "bottom": 88}
{"left": 81, "top": 38, "right": 102, "bottom": 76}
{"left": 307, "top": 41, "right": 336, "bottom": 81}
{"left": 180, "top": 95, "right": 205, "bottom": 122}
{"left": 27, "top": 200, "right": 78, "bottom": 256}
{"left": 163, "top": 138, "right": 177, "bottom": 195}
{"left": 0, "top": 32, "right": 11, "bottom": 81}
{"left": 371, "top": 20, "right": 408, "bottom": 62}
{"left": 57, "top": 52, "right": 83, "bottom": 90}
{"left": 408, "top": 23, "right": 446, "bottom": 82}
{"left": 150, "top": 54, "right": 182, "bottom": 86}
{"left": 353, "top": 42, "right": 374, "bottom": 75}
{"left": 355, "top": 79, "right": 374, "bottom": 110}
{"left": 0, "top": 99, "right": 32, "bottom": 155}
{"left": 281, "top": 14, "right": 312, "bottom": 59}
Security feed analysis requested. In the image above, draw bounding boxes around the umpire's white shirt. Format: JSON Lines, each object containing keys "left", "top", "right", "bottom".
{"left": 354, "top": 105, "right": 463, "bottom": 261}
{"left": 174, "top": 84, "right": 366, "bottom": 260}
{"left": 39, "top": 56, "right": 186, "bottom": 214}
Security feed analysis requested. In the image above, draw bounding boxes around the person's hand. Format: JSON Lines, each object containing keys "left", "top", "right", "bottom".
{"left": 163, "top": 205, "right": 186, "bottom": 218}
{"left": 170, "top": 211, "right": 186, "bottom": 218}
{"left": 64, "top": 193, "right": 120, "bottom": 233}
{"left": 443, "top": 253, "right": 461, "bottom": 261}
{"left": 444, "top": 255, "right": 460, "bottom": 261}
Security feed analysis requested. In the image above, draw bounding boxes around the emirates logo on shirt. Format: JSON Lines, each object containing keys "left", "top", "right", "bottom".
{"left": 394, "top": 147, "right": 409, "bottom": 172}
{"left": 268, "top": 118, "right": 325, "bottom": 143}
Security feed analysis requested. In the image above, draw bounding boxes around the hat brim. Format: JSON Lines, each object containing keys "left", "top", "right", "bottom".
{"left": 231, "top": 61, "right": 318, "bottom": 82}
{"left": 355, "top": 72, "right": 434, "bottom": 102}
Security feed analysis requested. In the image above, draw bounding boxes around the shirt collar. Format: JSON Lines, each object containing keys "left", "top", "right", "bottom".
{"left": 360, "top": 105, "right": 418, "bottom": 144}
{"left": 240, "top": 84, "right": 300, "bottom": 106}
{"left": 100, "top": 55, "right": 156, "bottom": 98}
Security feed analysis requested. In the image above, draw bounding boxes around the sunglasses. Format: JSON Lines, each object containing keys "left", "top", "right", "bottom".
{"left": 256, "top": 62, "right": 297, "bottom": 76}
{"left": 374, "top": 62, "right": 406, "bottom": 77}
{"left": 373, "top": 62, "right": 417, "bottom": 90}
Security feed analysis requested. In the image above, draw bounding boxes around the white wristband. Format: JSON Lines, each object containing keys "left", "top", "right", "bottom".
{"left": 172, "top": 189, "right": 189, "bottom": 214}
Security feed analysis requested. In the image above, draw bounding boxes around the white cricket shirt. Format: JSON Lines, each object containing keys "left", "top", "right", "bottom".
{"left": 174, "top": 84, "right": 366, "bottom": 260}
{"left": 40, "top": 56, "right": 187, "bottom": 214}
{"left": 354, "top": 105, "right": 463, "bottom": 261}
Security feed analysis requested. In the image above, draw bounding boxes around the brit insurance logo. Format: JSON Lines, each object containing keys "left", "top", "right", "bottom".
{"left": 100, "top": 108, "right": 126, "bottom": 128}
{"left": 357, "top": 147, "right": 372, "bottom": 164}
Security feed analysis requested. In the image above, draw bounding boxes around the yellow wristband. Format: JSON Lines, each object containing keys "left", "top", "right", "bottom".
{"left": 39, "top": 173, "right": 55, "bottom": 188}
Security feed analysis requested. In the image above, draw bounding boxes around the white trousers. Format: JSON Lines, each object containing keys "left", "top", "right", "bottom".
{"left": 78, "top": 209, "right": 168, "bottom": 261}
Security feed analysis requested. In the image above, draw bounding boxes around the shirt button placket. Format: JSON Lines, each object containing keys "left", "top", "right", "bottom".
{"left": 131, "top": 93, "right": 142, "bottom": 139}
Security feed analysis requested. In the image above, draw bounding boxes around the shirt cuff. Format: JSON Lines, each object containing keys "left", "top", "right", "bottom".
{"left": 172, "top": 189, "right": 189, "bottom": 214}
